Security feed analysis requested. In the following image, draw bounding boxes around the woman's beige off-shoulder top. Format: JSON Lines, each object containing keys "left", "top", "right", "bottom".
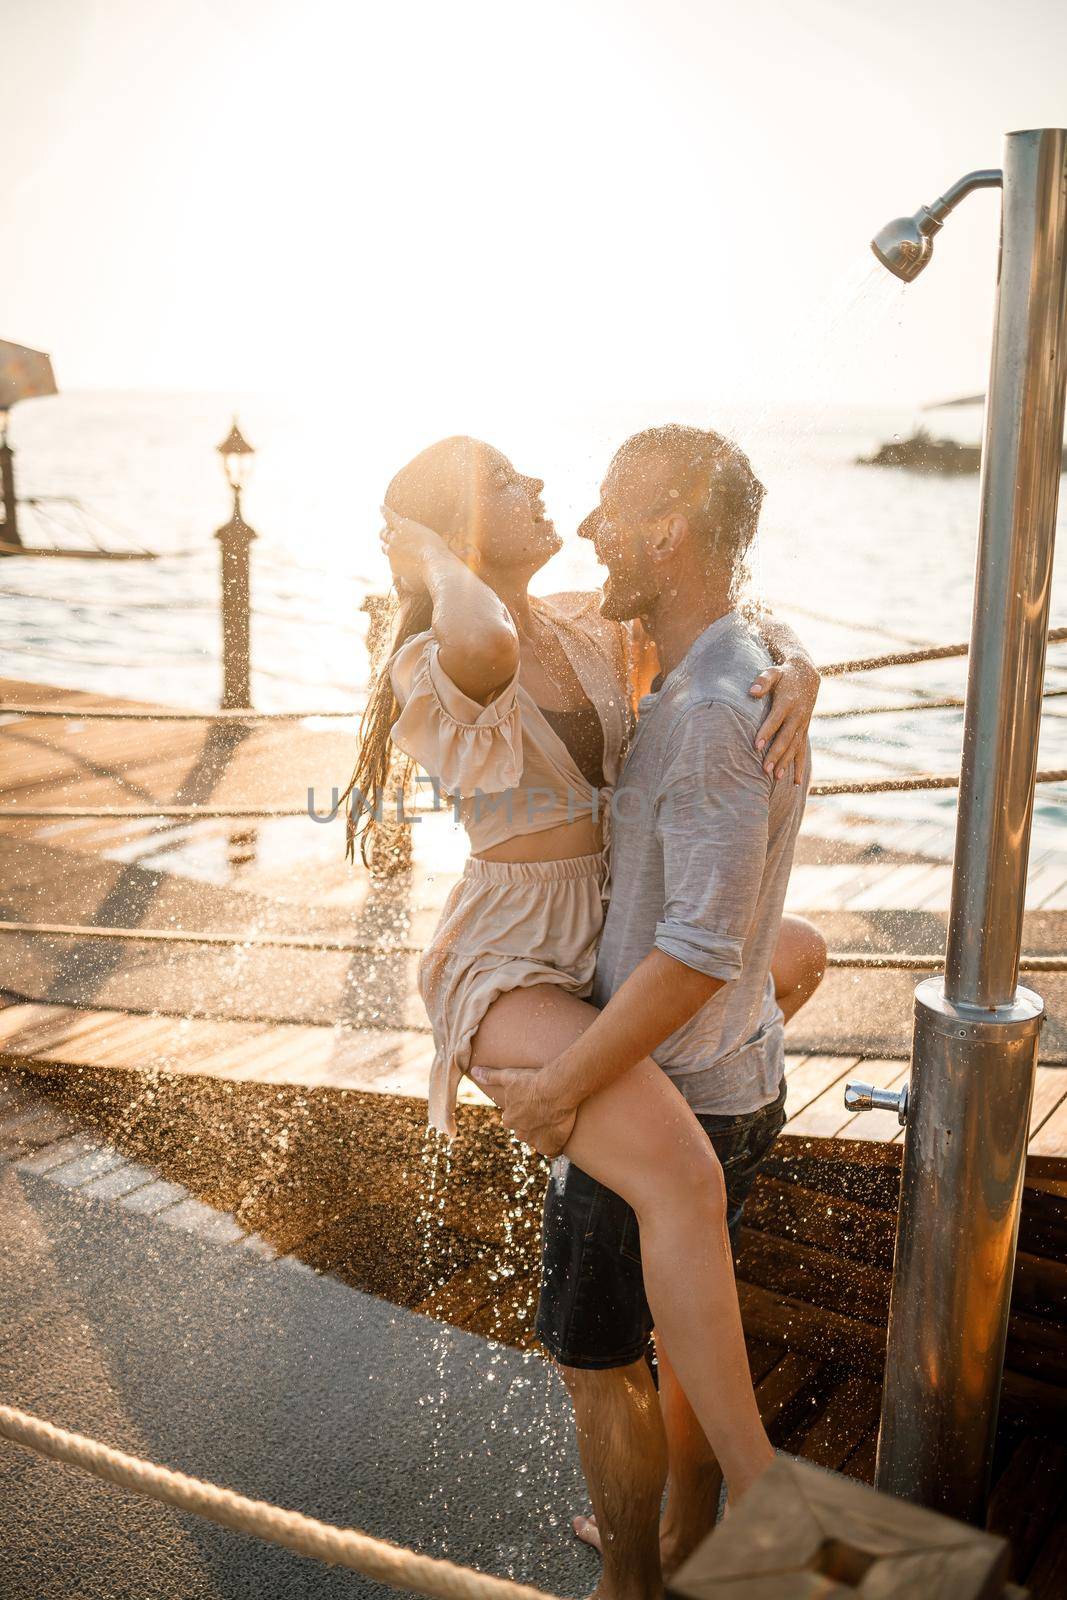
{"left": 388, "top": 592, "right": 634, "bottom": 853}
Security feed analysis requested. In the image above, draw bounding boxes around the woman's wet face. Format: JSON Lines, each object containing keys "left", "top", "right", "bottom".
{"left": 390, "top": 437, "right": 560, "bottom": 573}
{"left": 473, "top": 445, "right": 561, "bottom": 570}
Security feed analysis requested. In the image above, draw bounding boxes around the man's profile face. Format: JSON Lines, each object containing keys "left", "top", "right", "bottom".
{"left": 579, "top": 449, "right": 676, "bottom": 622}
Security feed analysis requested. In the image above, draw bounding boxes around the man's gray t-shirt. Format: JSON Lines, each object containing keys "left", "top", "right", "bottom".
{"left": 594, "top": 609, "right": 810, "bottom": 1116}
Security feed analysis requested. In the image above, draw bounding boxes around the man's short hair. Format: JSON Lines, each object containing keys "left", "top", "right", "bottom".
{"left": 615, "top": 424, "right": 766, "bottom": 565}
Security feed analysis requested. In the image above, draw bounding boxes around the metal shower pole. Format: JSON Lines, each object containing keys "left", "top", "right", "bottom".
{"left": 875, "top": 128, "right": 1067, "bottom": 1523}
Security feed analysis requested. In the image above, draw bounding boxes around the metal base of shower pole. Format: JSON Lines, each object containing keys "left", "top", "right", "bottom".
{"left": 875, "top": 976, "right": 1043, "bottom": 1523}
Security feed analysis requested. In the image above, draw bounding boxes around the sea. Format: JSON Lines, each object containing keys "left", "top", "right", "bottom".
{"left": 2, "top": 388, "right": 1065, "bottom": 859}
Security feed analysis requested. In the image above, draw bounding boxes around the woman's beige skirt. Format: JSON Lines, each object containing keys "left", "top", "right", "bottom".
{"left": 419, "top": 851, "right": 607, "bottom": 1136}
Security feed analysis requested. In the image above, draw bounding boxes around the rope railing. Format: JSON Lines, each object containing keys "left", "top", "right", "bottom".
{"left": 1, "top": 919, "right": 1065, "bottom": 972}
{"left": 779, "top": 601, "right": 934, "bottom": 651}
{"left": 0, "top": 1403, "right": 559, "bottom": 1600}
{"left": 2, "top": 624, "right": 1064, "bottom": 724}
{"left": 4, "top": 684, "right": 1067, "bottom": 724}
{"left": 819, "top": 625, "right": 1067, "bottom": 677}
{"left": 2, "top": 766, "right": 1065, "bottom": 820}
{"left": 1, "top": 585, "right": 364, "bottom": 634}
{"left": 812, "top": 768, "right": 1067, "bottom": 797}
{"left": 826, "top": 952, "right": 1067, "bottom": 973}
{"left": 815, "top": 685, "right": 1067, "bottom": 719}
{"left": 0, "top": 704, "right": 360, "bottom": 721}
{"left": 0, "top": 650, "right": 361, "bottom": 698}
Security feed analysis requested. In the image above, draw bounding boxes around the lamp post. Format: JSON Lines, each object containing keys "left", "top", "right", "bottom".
{"left": 214, "top": 420, "right": 257, "bottom": 711}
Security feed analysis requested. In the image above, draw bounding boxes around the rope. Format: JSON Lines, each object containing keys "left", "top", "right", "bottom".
{"left": 819, "top": 625, "right": 1067, "bottom": 677}
{"left": 0, "top": 638, "right": 215, "bottom": 668}
{"left": 827, "top": 952, "right": 1067, "bottom": 973}
{"left": 780, "top": 602, "right": 934, "bottom": 650}
{"left": 0, "top": 920, "right": 407, "bottom": 953}
{"left": 2, "top": 920, "right": 1065, "bottom": 972}
{"left": 0, "top": 639, "right": 361, "bottom": 695}
{"left": 0, "top": 1403, "right": 558, "bottom": 1600}
{"left": 0, "top": 586, "right": 362, "bottom": 632}
{"left": 815, "top": 686, "right": 1067, "bottom": 719}
{"left": 0, "top": 704, "right": 360, "bottom": 721}
{"left": 4, "top": 689, "right": 1065, "bottom": 725}
{"left": 0, "top": 538, "right": 155, "bottom": 562}
{"left": 6, "top": 765, "right": 1067, "bottom": 818}
{"left": 811, "top": 767, "right": 1067, "bottom": 797}
{"left": 0, "top": 805, "right": 336, "bottom": 819}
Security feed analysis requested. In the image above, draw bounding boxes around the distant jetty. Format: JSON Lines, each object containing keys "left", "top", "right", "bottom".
{"left": 858, "top": 396, "right": 1067, "bottom": 475}
{"left": 858, "top": 428, "right": 982, "bottom": 474}
{"left": 859, "top": 428, "right": 1067, "bottom": 473}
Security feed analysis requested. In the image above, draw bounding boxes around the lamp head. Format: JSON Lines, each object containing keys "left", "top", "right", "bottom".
{"left": 217, "top": 419, "right": 255, "bottom": 493}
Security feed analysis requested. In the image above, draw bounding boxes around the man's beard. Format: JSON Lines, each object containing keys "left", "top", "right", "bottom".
{"left": 598, "top": 571, "right": 656, "bottom": 623}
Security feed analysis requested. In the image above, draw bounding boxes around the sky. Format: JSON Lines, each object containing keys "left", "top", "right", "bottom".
{"left": 4, "top": 0, "right": 1067, "bottom": 428}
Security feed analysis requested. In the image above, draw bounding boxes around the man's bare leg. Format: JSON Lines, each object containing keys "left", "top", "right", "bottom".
{"left": 571, "top": 1342, "right": 721, "bottom": 1580}
{"left": 560, "top": 1359, "right": 668, "bottom": 1600}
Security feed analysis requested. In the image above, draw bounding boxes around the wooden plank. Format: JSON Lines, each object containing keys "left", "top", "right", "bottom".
{"left": 1028, "top": 1066, "right": 1067, "bottom": 1139}
{"left": 785, "top": 863, "right": 878, "bottom": 910}
{"left": 1027, "top": 1514, "right": 1067, "bottom": 1600}
{"left": 781, "top": 1371, "right": 883, "bottom": 1470}
{"left": 1028, "top": 1092, "right": 1067, "bottom": 1161}
{"left": 987, "top": 1435, "right": 1067, "bottom": 1584}
{"left": 843, "top": 861, "right": 945, "bottom": 912}
{"left": 0, "top": 1003, "right": 75, "bottom": 1049}
{"left": 738, "top": 1227, "right": 891, "bottom": 1326}
{"left": 668, "top": 1454, "right": 1010, "bottom": 1599}
{"left": 753, "top": 1352, "right": 823, "bottom": 1435}
{"left": 17, "top": 1010, "right": 154, "bottom": 1062}
{"left": 746, "top": 1340, "right": 789, "bottom": 1387}
{"left": 1027, "top": 862, "right": 1067, "bottom": 909}
{"left": 736, "top": 1281, "right": 886, "bottom": 1374}
{"left": 64, "top": 1015, "right": 205, "bottom": 1070}
{"left": 742, "top": 1177, "right": 896, "bottom": 1272}
{"left": 840, "top": 1429, "right": 879, "bottom": 1484}
{"left": 787, "top": 1058, "right": 903, "bottom": 1141}
{"left": 783, "top": 1055, "right": 862, "bottom": 1122}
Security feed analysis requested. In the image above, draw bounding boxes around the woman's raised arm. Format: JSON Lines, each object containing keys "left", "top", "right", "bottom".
{"left": 380, "top": 507, "right": 519, "bottom": 704}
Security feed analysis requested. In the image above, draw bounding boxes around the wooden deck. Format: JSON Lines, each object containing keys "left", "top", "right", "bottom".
{"left": 3, "top": 1002, "right": 1067, "bottom": 1179}
{"left": 2, "top": 670, "right": 1066, "bottom": 1154}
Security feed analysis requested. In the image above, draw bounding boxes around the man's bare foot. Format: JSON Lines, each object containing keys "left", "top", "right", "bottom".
{"left": 573, "top": 1512, "right": 711, "bottom": 1580}
{"left": 573, "top": 1513, "right": 603, "bottom": 1554}
{"left": 584, "top": 1590, "right": 664, "bottom": 1600}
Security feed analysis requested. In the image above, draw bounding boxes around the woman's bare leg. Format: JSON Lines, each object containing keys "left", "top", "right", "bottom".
{"left": 469, "top": 984, "right": 773, "bottom": 1507}
{"left": 771, "top": 914, "right": 827, "bottom": 1023}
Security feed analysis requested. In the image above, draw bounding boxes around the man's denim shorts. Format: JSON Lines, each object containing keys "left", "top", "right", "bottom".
{"left": 534, "top": 1076, "right": 788, "bottom": 1370}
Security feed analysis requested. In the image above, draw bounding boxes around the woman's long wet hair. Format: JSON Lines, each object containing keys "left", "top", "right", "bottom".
{"left": 339, "top": 585, "right": 430, "bottom": 867}
{"left": 340, "top": 438, "right": 477, "bottom": 868}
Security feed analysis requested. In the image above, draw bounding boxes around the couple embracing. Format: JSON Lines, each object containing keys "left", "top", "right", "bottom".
{"left": 343, "top": 423, "right": 824, "bottom": 1599}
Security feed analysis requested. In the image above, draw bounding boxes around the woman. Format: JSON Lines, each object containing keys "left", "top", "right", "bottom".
{"left": 342, "top": 434, "right": 821, "bottom": 1510}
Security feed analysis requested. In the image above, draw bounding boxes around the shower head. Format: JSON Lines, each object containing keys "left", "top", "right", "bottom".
{"left": 871, "top": 169, "right": 1003, "bottom": 282}
{"left": 871, "top": 209, "right": 940, "bottom": 282}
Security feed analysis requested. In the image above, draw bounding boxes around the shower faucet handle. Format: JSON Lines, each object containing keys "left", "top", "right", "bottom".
{"left": 844, "top": 1081, "right": 910, "bottom": 1125}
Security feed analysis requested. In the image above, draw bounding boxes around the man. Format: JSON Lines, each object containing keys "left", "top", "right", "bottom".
{"left": 473, "top": 424, "right": 820, "bottom": 1600}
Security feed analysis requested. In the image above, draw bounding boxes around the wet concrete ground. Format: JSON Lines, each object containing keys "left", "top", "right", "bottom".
{"left": 0, "top": 1155, "right": 599, "bottom": 1599}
